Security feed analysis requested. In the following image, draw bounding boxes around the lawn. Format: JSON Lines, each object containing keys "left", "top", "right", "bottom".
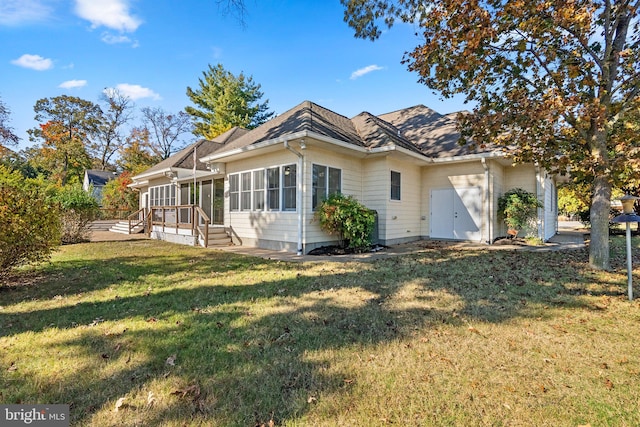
{"left": 1, "top": 238, "right": 639, "bottom": 426}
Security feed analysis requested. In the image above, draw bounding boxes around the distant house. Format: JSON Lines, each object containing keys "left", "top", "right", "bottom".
{"left": 83, "top": 170, "right": 118, "bottom": 204}
{"left": 129, "top": 100, "right": 560, "bottom": 253}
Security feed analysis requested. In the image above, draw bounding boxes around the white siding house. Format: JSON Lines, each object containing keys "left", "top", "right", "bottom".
{"left": 130, "top": 101, "right": 560, "bottom": 253}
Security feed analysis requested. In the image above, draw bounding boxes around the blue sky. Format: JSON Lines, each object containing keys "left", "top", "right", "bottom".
{"left": 1, "top": 0, "right": 470, "bottom": 150}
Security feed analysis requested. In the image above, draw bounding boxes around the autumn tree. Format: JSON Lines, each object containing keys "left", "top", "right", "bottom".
{"left": 186, "top": 63, "right": 274, "bottom": 139}
{"left": 29, "top": 121, "right": 93, "bottom": 185}
{"left": 342, "top": 0, "right": 640, "bottom": 270}
{"left": 91, "top": 88, "right": 134, "bottom": 170}
{"left": 28, "top": 95, "right": 102, "bottom": 185}
{"left": 140, "top": 107, "right": 192, "bottom": 160}
{"left": 116, "top": 127, "right": 161, "bottom": 174}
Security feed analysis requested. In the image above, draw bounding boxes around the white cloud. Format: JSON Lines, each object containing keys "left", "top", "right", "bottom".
{"left": 74, "top": 0, "right": 142, "bottom": 32}
{"left": 59, "top": 79, "right": 87, "bottom": 89}
{"left": 10, "top": 54, "right": 53, "bottom": 71}
{"left": 109, "top": 83, "right": 161, "bottom": 101}
{"left": 101, "top": 32, "right": 131, "bottom": 44}
{"left": 0, "top": 0, "right": 54, "bottom": 26}
{"left": 350, "top": 65, "right": 384, "bottom": 80}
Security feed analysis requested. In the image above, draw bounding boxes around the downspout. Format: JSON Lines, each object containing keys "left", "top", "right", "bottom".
{"left": 482, "top": 157, "right": 491, "bottom": 244}
{"left": 535, "top": 165, "right": 543, "bottom": 240}
{"left": 284, "top": 140, "right": 305, "bottom": 255}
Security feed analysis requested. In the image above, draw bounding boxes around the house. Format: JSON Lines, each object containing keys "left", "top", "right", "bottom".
{"left": 83, "top": 169, "right": 118, "bottom": 205}
{"left": 129, "top": 101, "right": 560, "bottom": 253}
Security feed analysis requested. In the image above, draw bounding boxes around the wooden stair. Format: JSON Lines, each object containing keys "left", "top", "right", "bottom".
{"left": 199, "top": 226, "right": 232, "bottom": 247}
{"left": 109, "top": 221, "right": 145, "bottom": 235}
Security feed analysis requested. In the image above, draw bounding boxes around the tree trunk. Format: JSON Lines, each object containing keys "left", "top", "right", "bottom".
{"left": 589, "top": 175, "right": 612, "bottom": 270}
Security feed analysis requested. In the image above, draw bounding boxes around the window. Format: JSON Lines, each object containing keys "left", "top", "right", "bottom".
{"left": 267, "top": 167, "right": 280, "bottom": 210}
{"left": 391, "top": 171, "right": 401, "bottom": 201}
{"left": 150, "top": 184, "right": 176, "bottom": 206}
{"left": 228, "top": 164, "right": 297, "bottom": 212}
{"left": 312, "top": 164, "right": 342, "bottom": 210}
{"left": 241, "top": 172, "right": 251, "bottom": 211}
{"left": 282, "top": 164, "right": 296, "bottom": 211}
{"left": 229, "top": 174, "right": 239, "bottom": 211}
{"left": 253, "top": 170, "right": 265, "bottom": 211}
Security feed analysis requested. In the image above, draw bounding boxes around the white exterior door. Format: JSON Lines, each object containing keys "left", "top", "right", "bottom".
{"left": 430, "top": 187, "right": 483, "bottom": 241}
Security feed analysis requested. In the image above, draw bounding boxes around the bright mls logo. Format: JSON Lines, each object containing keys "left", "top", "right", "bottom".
{"left": 1, "top": 405, "right": 69, "bottom": 426}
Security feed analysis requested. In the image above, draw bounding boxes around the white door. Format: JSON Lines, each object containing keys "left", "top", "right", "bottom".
{"left": 430, "top": 187, "right": 483, "bottom": 241}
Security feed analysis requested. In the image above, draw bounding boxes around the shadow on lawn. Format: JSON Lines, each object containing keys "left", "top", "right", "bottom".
{"left": 0, "top": 241, "right": 627, "bottom": 425}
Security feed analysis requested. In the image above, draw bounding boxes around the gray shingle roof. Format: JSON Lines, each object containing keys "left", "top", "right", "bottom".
{"left": 85, "top": 169, "right": 118, "bottom": 186}
{"left": 138, "top": 127, "right": 248, "bottom": 176}
{"left": 212, "top": 101, "right": 366, "bottom": 154}
{"left": 351, "top": 112, "right": 425, "bottom": 155}
{"left": 378, "top": 105, "right": 480, "bottom": 158}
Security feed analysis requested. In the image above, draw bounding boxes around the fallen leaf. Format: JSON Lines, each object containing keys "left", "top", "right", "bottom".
{"left": 101, "top": 353, "right": 110, "bottom": 359}
{"left": 165, "top": 355, "right": 176, "bottom": 366}
{"left": 171, "top": 384, "right": 201, "bottom": 399}
{"left": 7, "top": 362, "right": 17, "bottom": 372}
{"left": 147, "top": 317, "right": 158, "bottom": 323}
{"left": 114, "top": 397, "right": 126, "bottom": 412}
{"left": 147, "top": 391, "right": 156, "bottom": 406}
{"left": 604, "top": 378, "right": 614, "bottom": 389}
{"left": 307, "top": 396, "right": 317, "bottom": 404}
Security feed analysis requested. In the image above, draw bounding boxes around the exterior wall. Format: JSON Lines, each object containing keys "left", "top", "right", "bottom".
{"left": 224, "top": 150, "right": 302, "bottom": 252}
{"left": 382, "top": 158, "right": 423, "bottom": 245}
{"left": 422, "top": 161, "right": 487, "bottom": 242}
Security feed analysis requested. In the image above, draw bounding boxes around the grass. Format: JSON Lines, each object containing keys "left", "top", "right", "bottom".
{"left": 1, "top": 238, "right": 640, "bottom": 426}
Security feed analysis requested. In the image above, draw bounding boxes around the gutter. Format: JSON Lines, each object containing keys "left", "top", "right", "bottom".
{"left": 284, "top": 140, "right": 305, "bottom": 256}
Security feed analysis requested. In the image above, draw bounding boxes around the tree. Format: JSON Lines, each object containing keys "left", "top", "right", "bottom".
{"left": 28, "top": 95, "right": 102, "bottom": 185}
{"left": 186, "top": 63, "right": 274, "bottom": 139}
{"left": 91, "top": 88, "right": 134, "bottom": 171}
{"left": 29, "top": 121, "right": 93, "bottom": 186}
{"left": 140, "top": 107, "right": 192, "bottom": 160}
{"left": 342, "top": 0, "right": 640, "bottom": 270}
{"left": 101, "top": 171, "right": 138, "bottom": 213}
{"left": 116, "top": 127, "right": 161, "bottom": 174}
{"left": 0, "top": 96, "right": 20, "bottom": 148}
{"left": 0, "top": 166, "right": 61, "bottom": 281}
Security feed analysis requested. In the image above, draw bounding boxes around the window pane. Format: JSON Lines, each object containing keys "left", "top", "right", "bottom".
{"left": 253, "top": 170, "right": 265, "bottom": 211}
{"left": 241, "top": 172, "right": 251, "bottom": 211}
{"left": 312, "top": 164, "right": 327, "bottom": 210}
{"left": 328, "top": 167, "right": 341, "bottom": 196}
{"left": 267, "top": 167, "right": 280, "bottom": 210}
{"left": 391, "top": 171, "right": 401, "bottom": 200}
{"left": 229, "top": 174, "right": 239, "bottom": 211}
{"left": 282, "top": 164, "right": 296, "bottom": 211}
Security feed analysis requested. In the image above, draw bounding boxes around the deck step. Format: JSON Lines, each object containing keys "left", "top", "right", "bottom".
{"left": 109, "top": 221, "right": 144, "bottom": 235}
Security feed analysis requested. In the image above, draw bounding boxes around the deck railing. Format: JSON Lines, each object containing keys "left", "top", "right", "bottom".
{"left": 127, "top": 208, "right": 146, "bottom": 234}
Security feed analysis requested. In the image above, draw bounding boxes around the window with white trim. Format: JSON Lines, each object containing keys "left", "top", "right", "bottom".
{"left": 282, "top": 164, "right": 297, "bottom": 211}
{"left": 312, "top": 164, "right": 341, "bottom": 210}
{"left": 391, "top": 170, "right": 401, "bottom": 201}
{"left": 149, "top": 184, "right": 176, "bottom": 206}
{"left": 229, "top": 174, "right": 239, "bottom": 211}
{"left": 253, "top": 170, "right": 265, "bottom": 211}
{"left": 228, "top": 164, "right": 297, "bottom": 212}
{"left": 267, "top": 167, "right": 279, "bottom": 211}
{"left": 241, "top": 172, "right": 251, "bottom": 211}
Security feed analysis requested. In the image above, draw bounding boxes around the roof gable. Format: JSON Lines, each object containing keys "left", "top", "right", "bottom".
{"left": 212, "top": 101, "right": 365, "bottom": 155}
{"left": 378, "top": 105, "right": 481, "bottom": 158}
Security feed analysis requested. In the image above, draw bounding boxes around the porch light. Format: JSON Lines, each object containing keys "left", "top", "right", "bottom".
{"left": 611, "top": 195, "right": 640, "bottom": 301}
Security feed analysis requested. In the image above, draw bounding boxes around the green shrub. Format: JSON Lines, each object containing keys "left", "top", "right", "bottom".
{"left": 314, "top": 193, "right": 376, "bottom": 252}
{"left": 52, "top": 185, "right": 99, "bottom": 244}
{"left": 0, "top": 166, "right": 61, "bottom": 280}
{"left": 498, "top": 188, "right": 543, "bottom": 237}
